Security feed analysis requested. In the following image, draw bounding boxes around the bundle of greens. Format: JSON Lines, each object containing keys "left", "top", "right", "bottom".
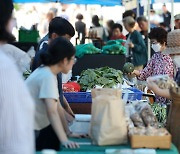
{"left": 78, "top": 67, "right": 123, "bottom": 91}
{"left": 150, "top": 103, "right": 167, "bottom": 128}
{"left": 75, "top": 43, "right": 102, "bottom": 58}
{"left": 102, "top": 39, "right": 126, "bottom": 55}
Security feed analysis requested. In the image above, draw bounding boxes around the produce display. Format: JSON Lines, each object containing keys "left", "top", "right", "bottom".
{"left": 102, "top": 39, "right": 126, "bottom": 55}
{"left": 78, "top": 67, "right": 123, "bottom": 91}
{"left": 126, "top": 101, "right": 159, "bottom": 133}
{"left": 150, "top": 103, "right": 167, "bottom": 127}
{"left": 75, "top": 43, "right": 102, "bottom": 58}
{"left": 129, "top": 127, "right": 169, "bottom": 136}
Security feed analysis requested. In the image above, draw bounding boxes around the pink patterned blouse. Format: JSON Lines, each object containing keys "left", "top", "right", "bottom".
{"left": 138, "top": 52, "right": 174, "bottom": 104}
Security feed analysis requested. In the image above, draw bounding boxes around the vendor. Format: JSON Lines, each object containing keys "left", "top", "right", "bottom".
{"left": 123, "top": 16, "right": 147, "bottom": 70}
{"left": 147, "top": 29, "right": 180, "bottom": 152}
{"left": 110, "top": 23, "right": 126, "bottom": 40}
{"left": 133, "top": 27, "right": 174, "bottom": 104}
{"left": 26, "top": 37, "right": 79, "bottom": 150}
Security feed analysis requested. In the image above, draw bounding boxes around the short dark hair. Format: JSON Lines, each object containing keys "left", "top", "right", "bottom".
{"left": 41, "top": 37, "right": 75, "bottom": 66}
{"left": 112, "top": 23, "right": 123, "bottom": 32}
{"left": 76, "top": 13, "right": 83, "bottom": 20}
{"left": 48, "top": 17, "right": 75, "bottom": 38}
{"left": 107, "top": 20, "right": 114, "bottom": 29}
{"left": 0, "top": 0, "right": 16, "bottom": 42}
{"left": 159, "top": 22, "right": 167, "bottom": 28}
{"left": 123, "top": 10, "right": 136, "bottom": 20}
{"left": 149, "top": 27, "right": 167, "bottom": 45}
{"left": 92, "top": 15, "right": 100, "bottom": 27}
{"left": 137, "top": 16, "right": 147, "bottom": 23}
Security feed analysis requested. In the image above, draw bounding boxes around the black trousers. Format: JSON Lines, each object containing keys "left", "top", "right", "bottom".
{"left": 36, "top": 125, "right": 61, "bottom": 151}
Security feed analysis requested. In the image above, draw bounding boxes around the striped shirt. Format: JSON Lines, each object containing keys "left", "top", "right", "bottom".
{"left": 0, "top": 51, "right": 35, "bottom": 154}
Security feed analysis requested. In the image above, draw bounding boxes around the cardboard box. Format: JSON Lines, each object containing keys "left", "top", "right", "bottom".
{"left": 130, "top": 134, "right": 171, "bottom": 149}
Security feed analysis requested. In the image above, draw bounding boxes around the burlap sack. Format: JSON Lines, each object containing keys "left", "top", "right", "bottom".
{"left": 167, "top": 87, "right": 180, "bottom": 152}
{"left": 90, "top": 88, "right": 127, "bottom": 146}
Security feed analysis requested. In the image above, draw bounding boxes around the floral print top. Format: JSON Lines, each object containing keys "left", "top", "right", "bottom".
{"left": 138, "top": 52, "right": 174, "bottom": 104}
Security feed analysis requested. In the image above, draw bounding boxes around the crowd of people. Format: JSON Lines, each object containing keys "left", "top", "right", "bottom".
{"left": 0, "top": 0, "right": 180, "bottom": 153}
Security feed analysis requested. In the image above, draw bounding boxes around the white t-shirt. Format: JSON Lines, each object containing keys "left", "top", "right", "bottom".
{"left": 26, "top": 66, "right": 59, "bottom": 130}
{"left": 0, "top": 44, "right": 31, "bottom": 73}
{"left": 0, "top": 51, "right": 35, "bottom": 154}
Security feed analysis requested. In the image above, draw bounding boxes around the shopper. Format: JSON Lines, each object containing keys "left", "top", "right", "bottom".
{"left": 133, "top": 27, "right": 174, "bottom": 104}
{"left": 106, "top": 19, "right": 114, "bottom": 40}
{"left": 26, "top": 37, "right": 79, "bottom": 150}
{"left": 147, "top": 29, "right": 180, "bottom": 152}
{"left": 0, "top": 0, "right": 31, "bottom": 74}
{"left": 137, "top": 16, "right": 155, "bottom": 57}
{"left": 122, "top": 10, "right": 140, "bottom": 31}
{"left": 75, "top": 13, "right": 86, "bottom": 44}
{"left": 0, "top": 0, "right": 35, "bottom": 153}
{"left": 123, "top": 16, "right": 147, "bottom": 70}
{"left": 90, "top": 15, "right": 108, "bottom": 42}
{"left": 110, "top": 23, "right": 126, "bottom": 40}
{"left": 162, "top": 4, "right": 171, "bottom": 31}
{"left": 32, "top": 17, "right": 75, "bottom": 122}
{"left": 174, "top": 14, "right": 180, "bottom": 29}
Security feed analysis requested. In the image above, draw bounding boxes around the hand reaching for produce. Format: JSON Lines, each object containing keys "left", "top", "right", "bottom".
{"left": 132, "top": 70, "right": 140, "bottom": 76}
{"left": 68, "top": 132, "right": 89, "bottom": 138}
{"left": 147, "top": 78, "right": 159, "bottom": 92}
{"left": 62, "top": 140, "right": 79, "bottom": 149}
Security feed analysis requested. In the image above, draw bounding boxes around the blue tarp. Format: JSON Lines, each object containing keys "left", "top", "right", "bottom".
{"left": 13, "top": 0, "right": 122, "bottom": 6}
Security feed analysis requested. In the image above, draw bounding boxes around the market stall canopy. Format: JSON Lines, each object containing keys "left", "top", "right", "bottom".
{"left": 13, "top": 0, "right": 50, "bottom": 2}
{"left": 152, "top": 0, "right": 179, "bottom": 2}
{"left": 13, "top": 0, "right": 122, "bottom": 6}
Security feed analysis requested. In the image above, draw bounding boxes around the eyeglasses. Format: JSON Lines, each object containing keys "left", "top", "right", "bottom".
{"left": 151, "top": 40, "right": 158, "bottom": 44}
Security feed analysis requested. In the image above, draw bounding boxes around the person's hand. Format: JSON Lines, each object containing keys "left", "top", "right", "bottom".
{"left": 68, "top": 132, "right": 89, "bottom": 138}
{"left": 64, "top": 110, "right": 75, "bottom": 124}
{"left": 128, "top": 42, "right": 134, "bottom": 48}
{"left": 147, "top": 77, "right": 159, "bottom": 92}
{"left": 132, "top": 70, "right": 140, "bottom": 76}
{"left": 62, "top": 140, "right": 79, "bottom": 149}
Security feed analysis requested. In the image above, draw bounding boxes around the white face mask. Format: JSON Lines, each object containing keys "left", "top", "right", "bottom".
{"left": 151, "top": 43, "right": 161, "bottom": 52}
{"left": 173, "top": 56, "right": 180, "bottom": 68}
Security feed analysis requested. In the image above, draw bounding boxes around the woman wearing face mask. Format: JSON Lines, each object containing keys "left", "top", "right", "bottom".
{"left": 147, "top": 29, "right": 180, "bottom": 152}
{"left": 133, "top": 27, "right": 174, "bottom": 104}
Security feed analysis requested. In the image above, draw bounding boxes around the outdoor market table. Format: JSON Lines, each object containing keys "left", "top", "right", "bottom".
{"left": 36, "top": 138, "right": 179, "bottom": 154}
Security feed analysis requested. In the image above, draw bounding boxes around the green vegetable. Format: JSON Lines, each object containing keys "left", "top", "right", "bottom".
{"left": 123, "top": 62, "right": 135, "bottom": 74}
{"left": 78, "top": 67, "right": 123, "bottom": 91}
{"left": 102, "top": 39, "right": 127, "bottom": 55}
{"left": 150, "top": 103, "right": 167, "bottom": 128}
{"left": 75, "top": 43, "right": 102, "bottom": 58}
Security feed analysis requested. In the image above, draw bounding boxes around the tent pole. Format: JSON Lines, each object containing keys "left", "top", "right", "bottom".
{"left": 147, "top": 0, "right": 151, "bottom": 60}
{"left": 136, "top": 0, "right": 140, "bottom": 17}
{"left": 171, "top": 0, "right": 174, "bottom": 31}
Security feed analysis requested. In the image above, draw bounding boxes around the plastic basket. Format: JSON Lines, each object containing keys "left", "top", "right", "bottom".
{"left": 19, "top": 30, "right": 39, "bottom": 43}
{"left": 64, "top": 88, "right": 143, "bottom": 103}
{"left": 64, "top": 92, "right": 92, "bottom": 103}
{"left": 122, "top": 88, "right": 143, "bottom": 101}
